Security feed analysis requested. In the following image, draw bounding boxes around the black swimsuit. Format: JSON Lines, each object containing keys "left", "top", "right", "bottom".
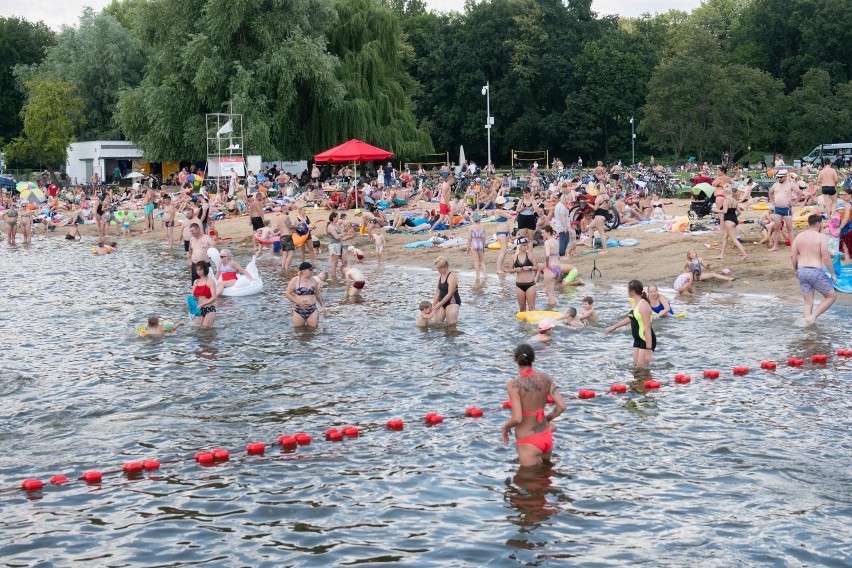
{"left": 437, "top": 271, "right": 461, "bottom": 306}
{"left": 514, "top": 254, "right": 535, "bottom": 292}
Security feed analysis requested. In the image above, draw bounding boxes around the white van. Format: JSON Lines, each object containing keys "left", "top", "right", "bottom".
{"left": 802, "top": 143, "right": 852, "bottom": 165}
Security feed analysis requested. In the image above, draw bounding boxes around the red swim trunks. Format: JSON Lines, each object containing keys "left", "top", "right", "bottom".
{"left": 439, "top": 202, "right": 451, "bottom": 215}
{"left": 353, "top": 280, "right": 365, "bottom": 289}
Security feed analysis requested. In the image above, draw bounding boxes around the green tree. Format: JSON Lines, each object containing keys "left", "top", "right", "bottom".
{"left": 565, "top": 29, "right": 657, "bottom": 161}
{"left": 0, "top": 17, "right": 54, "bottom": 142}
{"left": 313, "top": 0, "right": 432, "bottom": 158}
{"left": 116, "top": 0, "right": 343, "bottom": 161}
{"left": 731, "top": 0, "right": 852, "bottom": 89}
{"left": 117, "top": 0, "right": 429, "bottom": 161}
{"left": 787, "top": 69, "right": 848, "bottom": 158}
{"left": 18, "top": 8, "right": 147, "bottom": 140}
{"left": 3, "top": 77, "right": 85, "bottom": 177}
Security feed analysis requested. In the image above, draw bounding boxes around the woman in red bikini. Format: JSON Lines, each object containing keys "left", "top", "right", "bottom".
{"left": 192, "top": 261, "right": 218, "bottom": 328}
{"left": 502, "top": 344, "right": 567, "bottom": 467}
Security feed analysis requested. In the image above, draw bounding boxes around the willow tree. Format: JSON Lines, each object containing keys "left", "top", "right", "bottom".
{"left": 309, "top": 0, "right": 432, "bottom": 158}
{"left": 115, "top": 0, "right": 344, "bottom": 161}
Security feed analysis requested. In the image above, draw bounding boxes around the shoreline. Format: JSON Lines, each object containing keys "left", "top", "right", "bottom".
{"left": 39, "top": 197, "right": 850, "bottom": 304}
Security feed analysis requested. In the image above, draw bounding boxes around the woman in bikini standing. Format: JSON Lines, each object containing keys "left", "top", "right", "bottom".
{"left": 590, "top": 187, "right": 612, "bottom": 252}
{"left": 2, "top": 203, "right": 18, "bottom": 243}
{"left": 191, "top": 260, "right": 218, "bottom": 328}
{"left": 285, "top": 262, "right": 328, "bottom": 328}
{"left": 512, "top": 237, "right": 540, "bottom": 312}
{"left": 502, "top": 344, "right": 567, "bottom": 467}
{"left": 427, "top": 256, "right": 461, "bottom": 325}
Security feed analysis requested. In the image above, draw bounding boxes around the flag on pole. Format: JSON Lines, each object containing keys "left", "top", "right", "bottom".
{"left": 216, "top": 119, "right": 233, "bottom": 137}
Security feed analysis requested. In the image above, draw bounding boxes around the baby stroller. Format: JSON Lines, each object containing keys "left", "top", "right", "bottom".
{"left": 688, "top": 195, "right": 715, "bottom": 219}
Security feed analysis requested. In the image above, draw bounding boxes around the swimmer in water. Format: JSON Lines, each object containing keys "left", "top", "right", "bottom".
{"left": 560, "top": 307, "right": 584, "bottom": 328}
{"left": 577, "top": 296, "right": 599, "bottom": 327}
{"left": 145, "top": 315, "right": 186, "bottom": 337}
{"left": 344, "top": 267, "right": 366, "bottom": 296}
{"left": 531, "top": 319, "right": 555, "bottom": 342}
{"left": 646, "top": 284, "right": 674, "bottom": 317}
{"left": 416, "top": 300, "right": 432, "bottom": 327}
{"left": 502, "top": 344, "right": 567, "bottom": 468}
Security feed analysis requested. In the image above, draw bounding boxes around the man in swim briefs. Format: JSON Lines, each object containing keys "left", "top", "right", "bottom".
{"left": 249, "top": 192, "right": 265, "bottom": 232}
{"left": 791, "top": 214, "right": 837, "bottom": 324}
{"left": 188, "top": 223, "right": 216, "bottom": 283}
{"left": 182, "top": 208, "right": 197, "bottom": 261}
{"left": 143, "top": 183, "right": 157, "bottom": 232}
{"left": 430, "top": 175, "right": 454, "bottom": 232}
{"left": 768, "top": 170, "right": 801, "bottom": 252}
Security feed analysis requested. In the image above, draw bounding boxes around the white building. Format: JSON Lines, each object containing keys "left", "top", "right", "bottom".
{"left": 66, "top": 141, "right": 144, "bottom": 185}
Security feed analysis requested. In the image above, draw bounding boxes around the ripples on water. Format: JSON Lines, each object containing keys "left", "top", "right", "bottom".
{"left": 0, "top": 239, "right": 850, "bottom": 566}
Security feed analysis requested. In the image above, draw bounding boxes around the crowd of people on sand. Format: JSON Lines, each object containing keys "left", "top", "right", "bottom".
{"left": 3, "top": 155, "right": 851, "bottom": 466}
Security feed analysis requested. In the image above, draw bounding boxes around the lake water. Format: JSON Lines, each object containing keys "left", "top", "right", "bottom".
{"left": 1, "top": 239, "right": 850, "bottom": 566}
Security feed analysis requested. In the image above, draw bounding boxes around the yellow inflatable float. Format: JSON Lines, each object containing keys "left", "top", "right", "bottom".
{"left": 516, "top": 311, "right": 562, "bottom": 323}
{"left": 487, "top": 242, "right": 501, "bottom": 250}
{"left": 750, "top": 202, "right": 770, "bottom": 210}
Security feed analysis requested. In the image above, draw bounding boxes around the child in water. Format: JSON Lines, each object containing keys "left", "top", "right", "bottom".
{"left": 254, "top": 221, "right": 274, "bottom": 256}
{"left": 560, "top": 307, "right": 584, "bottom": 328}
{"left": 121, "top": 207, "right": 132, "bottom": 236}
{"left": 344, "top": 267, "right": 366, "bottom": 296}
{"left": 347, "top": 245, "right": 365, "bottom": 261}
{"left": 577, "top": 296, "right": 599, "bottom": 327}
{"left": 370, "top": 220, "right": 385, "bottom": 263}
{"left": 416, "top": 300, "right": 432, "bottom": 327}
{"left": 531, "top": 319, "right": 555, "bottom": 342}
{"left": 145, "top": 315, "right": 186, "bottom": 337}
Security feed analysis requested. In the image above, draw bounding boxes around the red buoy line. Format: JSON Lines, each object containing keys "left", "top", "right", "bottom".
{"left": 7, "top": 349, "right": 850, "bottom": 497}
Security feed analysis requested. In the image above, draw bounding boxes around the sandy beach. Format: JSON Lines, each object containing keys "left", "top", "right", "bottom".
{"left": 56, "top": 197, "right": 848, "bottom": 302}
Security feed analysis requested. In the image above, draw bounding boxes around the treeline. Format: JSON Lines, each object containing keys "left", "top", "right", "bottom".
{"left": 2, "top": 0, "right": 851, "bottom": 171}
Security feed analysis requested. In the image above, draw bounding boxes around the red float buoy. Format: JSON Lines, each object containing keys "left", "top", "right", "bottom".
{"left": 196, "top": 452, "right": 214, "bottom": 464}
{"left": 123, "top": 462, "right": 143, "bottom": 474}
{"left": 811, "top": 354, "right": 828, "bottom": 364}
{"left": 21, "top": 479, "right": 43, "bottom": 491}
{"left": 142, "top": 460, "right": 161, "bottom": 471}
{"left": 325, "top": 428, "right": 339, "bottom": 438}
{"left": 82, "top": 471, "right": 102, "bottom": 483}
{"left": 502, "top": 400, "right": 512, "bottom": 409}
{"left": 760, "top": 361, "right": 777, "bottom": 370}
{"left": 609, "top": 384, "right": 627, "bottom": 394}
{"left": 426, "top": 415, "right": 443, "bottom": 425}
{"left": 424, "top": 413, "right": 436, "bottom": 422}
{"left": 644, "top": 380, "right": 660, "bottom": 389}
{"left": 343, "top": 427, "right": 359, "bottom": 437}
{"left": 329, "top": 430, "right": 344, "bottom": 441}
{"left": 469, "top": 408, "right": 484, "bottom": 417}
{"left": 788, "top": 358, "right": 803, "bottom": 366}
{"left": 212, "top": 449, "right": 230, "bottom": 461}
{"left": 279, "top": 435, "right": 297, "bottom": 448}
{"left": 295, "top": 434, "right": 312, "bottom": 445}
{"left": 674, "top": 375, "right": 691, "bottom": 384}
{"left": 246, "top": 442, "right": 265, "bottom": 455}
{"left": 49, "top": 475, "right": 69, "bottom": 485}
{"left": 703, "top": 370, "right": 720, "bottom": 379}
{"left": 578, "top": 389, "right": 596, "bottom": 399}
{"left": 387, "top": 419, "right": 404, "bottom": 430}
{"left": 732, "top": 367, "right": 749, "bottom": 376}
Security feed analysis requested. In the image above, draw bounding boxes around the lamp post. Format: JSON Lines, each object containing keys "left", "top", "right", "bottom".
{"left": 482, "top": 82, "right": 493, "bottom": 169}
{"left": 630, "top": 117, "right": 635, "bottom": 166}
